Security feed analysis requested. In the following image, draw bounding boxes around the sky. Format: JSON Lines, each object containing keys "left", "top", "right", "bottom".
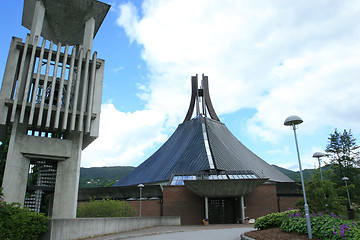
{"left": 0, "top": 0, "right": 359, "bottom": 171}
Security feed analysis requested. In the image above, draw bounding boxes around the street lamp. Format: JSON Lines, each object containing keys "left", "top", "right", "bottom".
{"left": 138, "top": 184, "right": 144, "bottom": 217}
{"left": 284, "top": 115, "right": 312, "bottom": 239}
{"left": 312, "top": 152, "right": 326, "bottom": 180}
{"left": 342, "top": 177, "right": 352, "bottom": 210}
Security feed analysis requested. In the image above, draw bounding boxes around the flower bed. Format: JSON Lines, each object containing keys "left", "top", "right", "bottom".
{"left": 254, "top": 210, "right": 360, "bottom": 240}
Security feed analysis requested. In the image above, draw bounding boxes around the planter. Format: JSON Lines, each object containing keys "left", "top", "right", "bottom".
{"left": 203, "top": 221, "right": 209, "bottom": 226}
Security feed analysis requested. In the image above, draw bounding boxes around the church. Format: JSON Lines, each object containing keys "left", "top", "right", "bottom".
{"left": 79, "top": 74, "right": 301, "bottom": 224}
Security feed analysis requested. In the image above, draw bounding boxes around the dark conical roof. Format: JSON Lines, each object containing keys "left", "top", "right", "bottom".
{"left": 114, "top": 116, "right": 293, "bottom": 186}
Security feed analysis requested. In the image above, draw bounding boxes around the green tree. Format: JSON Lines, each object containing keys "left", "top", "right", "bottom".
{"left": 325, "top": 129, "right": 360, "bottom": 215}
{"left": 305, "top": 171, "right": 345, "bottom": 214}
{"left": 325, "top": 129, "right": 359, "bottom": 177}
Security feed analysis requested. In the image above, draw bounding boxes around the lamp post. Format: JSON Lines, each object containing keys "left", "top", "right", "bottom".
{"left": 342, "top": 177, "right": 352, "bottom": 209}
{"left": 312, "top": 152, "right": 326, "bottom": 180}
{"left": 138, "top": 184, "right": 144, "bottom": 217}
{"left": 284, "top": 115, "right": 312, "bottom": 239}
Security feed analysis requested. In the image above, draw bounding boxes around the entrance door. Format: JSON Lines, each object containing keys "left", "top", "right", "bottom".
{"left": 208, "top": 198, "right": 236, "bottom": 224}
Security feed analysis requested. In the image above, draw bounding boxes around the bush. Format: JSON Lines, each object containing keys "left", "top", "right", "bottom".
{"left": 0, "top": 195, "right": 49, "bottom": 240}
{"left": 77, "top": 197, "right": 137, "bottom": 218}
{"left": 281, "top": 211, "right": 360, "bottom": 239}
{"left": 254, "top": 209, "right": 300, "bottom": 230}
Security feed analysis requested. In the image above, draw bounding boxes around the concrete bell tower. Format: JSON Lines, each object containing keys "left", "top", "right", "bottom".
{"left": 0, "top": 0, "right": 110, "bottom": 218}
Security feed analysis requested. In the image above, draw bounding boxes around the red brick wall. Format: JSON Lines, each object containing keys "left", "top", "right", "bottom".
{"left": 128, "top": 199, "right": 161, "bottom": 217}
{"left": 278, "top": 196, "right": 302, "bottom": 212}
{"left": 163, "top": 186, "right": 204, "bottom": 225}
{"left": 244, "top": 184, "right": 278, "bottom": 219}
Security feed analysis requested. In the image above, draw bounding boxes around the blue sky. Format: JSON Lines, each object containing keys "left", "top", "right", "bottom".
{"left": 1, "top": 0, "right": 359, "bottom": 171}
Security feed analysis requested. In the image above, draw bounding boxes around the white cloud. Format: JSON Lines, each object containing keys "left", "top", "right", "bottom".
{"left": 84, "top": 0, "right": 359, "bottom": 168}
{"left": 115, "top": 0, "right": 359, "bottom": 138}
{"left": 82, "top": 103, "right": 167, "bottom": 167}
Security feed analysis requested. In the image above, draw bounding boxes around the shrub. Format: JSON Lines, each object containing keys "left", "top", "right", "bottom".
{"left": 77, "top": 197, "right": 137, "bottom": 218}
{"left": 254, "top": 209, "right": 300, "bottom": 230}
{"left": 0, "top": 195, "right": 49, "bottom": 240}
{"left": 281, "top": 211, "right": 360, "bottom": 239}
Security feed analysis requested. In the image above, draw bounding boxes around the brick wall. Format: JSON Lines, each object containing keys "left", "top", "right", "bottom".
{"left": 128, "top": 199, "right": 161, "bottom": 217}
{"left": 163, "top": 186, "right": 204, "bottom": 225}
{"left": 278, "top": 196, "right": 302, "bottom": 212}
{"left": 244, "top": 184, "right": 278, "bottom": 219}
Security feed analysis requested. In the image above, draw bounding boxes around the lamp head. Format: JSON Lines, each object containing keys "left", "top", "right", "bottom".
{"left": 313, "top": 152, "right": 326, "bottom": 158}
{"left": 284, "top": 115, "right": 303, "bottom": 126}
{"left": 342, "top": 177, "right": 349, "bottom": 182}
{"left": 138, "top": 184, "right": 144, "bottom": 188}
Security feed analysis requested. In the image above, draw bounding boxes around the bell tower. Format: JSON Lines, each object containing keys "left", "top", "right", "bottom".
{"left": 183, "top": 74, "right": 220, "bottom": 122}
{"left": 0, "top": 0, "right": 110, "bottom": 218}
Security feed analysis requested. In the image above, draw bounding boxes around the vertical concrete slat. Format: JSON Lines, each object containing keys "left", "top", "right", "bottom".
{"left": 87, "top": 59, "right": 104, "bottom": 140}
{"left": 29, "top": 38, "right": 46, "bottom": 125}
{"left": 62, "top": 46, "right": 76, "bottom": 131}
{"left": 78, "top": 50, "right": 91, "bottom": 132}
{"left": 10, "top": 34, "right": 30, "bottom": 123}
{"left": 45, "top": 42, "right": 62, "bottom": 129}
{"left": 19, "top": 36, "right": 39, "bottom": 123}
{"left": 85, "top": 52, "right": 97, "bottom": 133}
{"left": 70, "top": 48, "right": 84, "bottom": 131}
{"left": 37, "top": 41, "right": 54, "bottom": 128}
{"left": 54, "top": 44, "right": 69, "bottom": 130}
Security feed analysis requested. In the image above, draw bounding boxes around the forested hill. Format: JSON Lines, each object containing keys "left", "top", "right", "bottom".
{"left": 79, "top": 165, "right": 319, "bottom": 188}
{"left": 272, "top": 165, "right": 318, "bottom": 181}
{"left": 79, "top": 166, "right": 134, "bottom": 188}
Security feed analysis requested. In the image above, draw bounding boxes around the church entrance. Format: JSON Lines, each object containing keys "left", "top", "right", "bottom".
{"left": 208, "top": 198, "right": 236, "bottom": 224}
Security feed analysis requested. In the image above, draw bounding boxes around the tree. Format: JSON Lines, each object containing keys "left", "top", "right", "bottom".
{"left": 325, "top": 129, "right": 359, "bottom": 177}
{"left": 325, "top": 129, "right": 360, "bottom": 213}
{"left": 305, "top": 171, "right": 345, "bottom": 214}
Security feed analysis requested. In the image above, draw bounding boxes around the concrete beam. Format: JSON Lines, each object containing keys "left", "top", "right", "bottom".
{"left": 2, "top": 119, "right": 30, "bottom": 205}
{"left": 29, "top": 0, "right": 45, "bottom": 44}
{"left": 82, "top": 17, "right": 95, "bottom": 53}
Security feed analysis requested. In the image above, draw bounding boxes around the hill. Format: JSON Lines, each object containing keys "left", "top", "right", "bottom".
{"left": 78, "top": 165, "right": 320, "bottom": 188}
{"left": 272, "top": 165, "right": 318, "bottom": 181}
{"left": 79, "top": 166, "right": 134, "bottom": 188}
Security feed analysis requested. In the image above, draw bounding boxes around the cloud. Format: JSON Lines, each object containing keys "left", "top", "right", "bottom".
{"left": 83, "top": 0, "right": 359, "bottom": 168}
{"left": 82, "top": 103, "right": 167, "bottom": 167}
{"left": 115, "top": 0, "right": 360, "bottom": 139}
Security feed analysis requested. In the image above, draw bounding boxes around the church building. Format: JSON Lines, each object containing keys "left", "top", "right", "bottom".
{"left": 79, "top": 74, "right": 301, "bottom": 224}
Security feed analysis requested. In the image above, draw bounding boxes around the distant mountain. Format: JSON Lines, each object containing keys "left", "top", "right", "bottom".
{"left": 78, "top": 165, "right": 320, "bottom": 188}
{"left": 272, "top": 165, "right": 318, "bottom": 181}
{"left": 79, "top": 166, "right": 134, "bottom": 188}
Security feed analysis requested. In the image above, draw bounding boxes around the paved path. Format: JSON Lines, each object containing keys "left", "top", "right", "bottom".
{"left": 89, "top": 224, "right": 254, "bottom": 240}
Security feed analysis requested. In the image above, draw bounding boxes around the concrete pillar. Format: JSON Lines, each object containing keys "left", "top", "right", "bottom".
{"left": 205, "top": 196, "right": 209, "bottom": 219}
{"left": 2, "top": 116, "right": 30, "bottom": 205}
{"left": 51, "top": 132, "right": 83, "bottom": 218}
{"left": 82, "top": 17, "right": 95, "bottom": 53}
{"left": 29, "top": 0, "right": 45, "bottom": 44}
{"left": 240, "top": 195, "right": 245, "bottom": 223}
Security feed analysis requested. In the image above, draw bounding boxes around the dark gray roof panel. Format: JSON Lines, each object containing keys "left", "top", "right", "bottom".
{"left": 114, "top": 116, "right": 293, "bottom": 186}
{"left": 114, "top": 118, "right": 210, "bottom": 186}
{"left": 205, "top": 118, "right": 293, "bottom": 182}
